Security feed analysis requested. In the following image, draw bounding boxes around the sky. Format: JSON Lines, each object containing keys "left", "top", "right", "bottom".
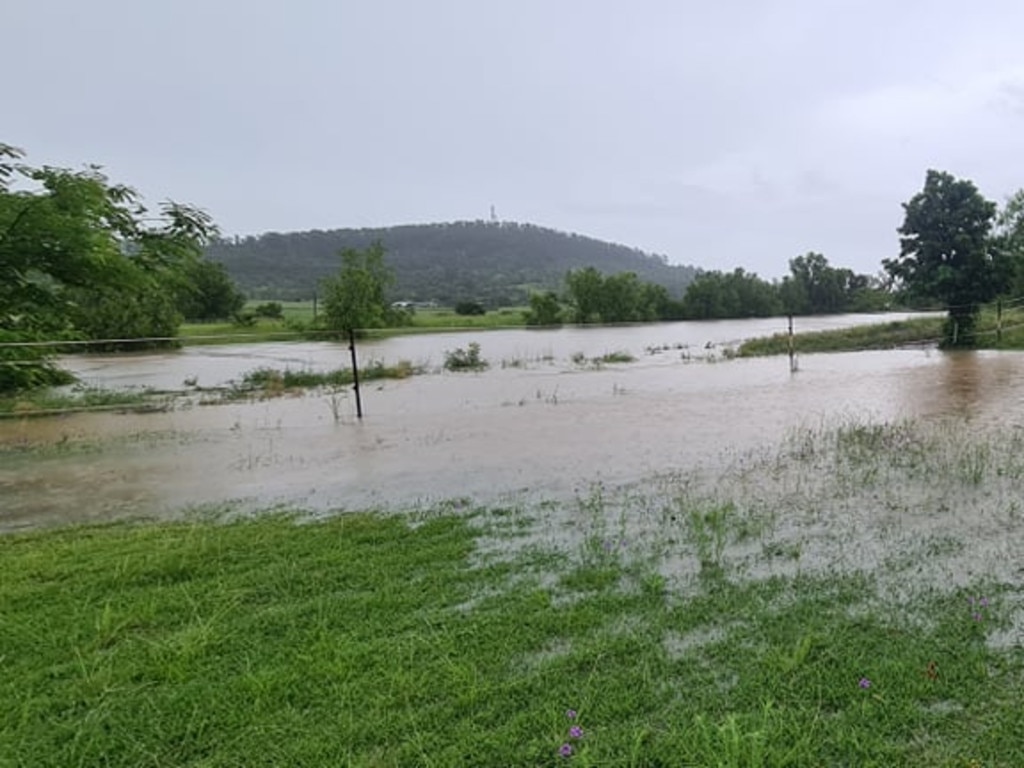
{"left": 8, "top": 0, "right": 1024, "bottom": 277}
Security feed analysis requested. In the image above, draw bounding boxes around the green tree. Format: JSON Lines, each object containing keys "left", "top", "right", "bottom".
{"left": 565, "top": 267, "right": 605, "bottom": 323}
{"left": 173, "top": 258, "right": 246, "bottom": 321}
{"left": 320, "top": 241, "right": 393, "bottom": 333}
{"left": 681, "top": 269, "right": 781, "bottom": 319}
{"left": 524, "top": 291, "right": 563, "bottom": 326}
{"left": 991, "top": 189, "right": 1024, "bottom": 297}
{"left": 883, "top": 170, "right": 1001, "bottom": 346}
{"left": 0, "top": 143, "right": 217, "bottom": 389}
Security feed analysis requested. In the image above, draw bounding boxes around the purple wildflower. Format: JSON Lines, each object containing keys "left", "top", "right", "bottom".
{"left": 559, "top": 743, "right": 573, "bottom": 758}
{"left": 569, "top": 725, "right": 584, "bottom": 739}
{"left": 859, "top": 677, "right": 871, "bottom": 689}
{"left": 973, "top": 612, "right": 983, "bottom": 622}
{"left": 566, "top": 709, "right": 577, "bottom": 720}
{"left": 980, "top": 597, "right": 989, "bottom": 608}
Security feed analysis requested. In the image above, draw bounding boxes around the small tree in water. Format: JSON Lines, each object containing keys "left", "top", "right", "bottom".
{"left": 319, "top": 241, "right": 394, "bottom": 418}
{"left": 320, "top": 241, "right": 393, "bottom": 334}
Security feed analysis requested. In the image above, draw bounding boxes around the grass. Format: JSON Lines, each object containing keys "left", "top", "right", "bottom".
{"left": 0, "top": 386, "right": 167, "bottom": 417}
{"left": 4, "top": 418, "right": 1024, "bottom": 765}
{"left": 738, "top": 304, "right": 1024, "bottom": 357}
{"left": 178, "top": 305, "right": 528, "bottom": 347}
{"left": 737, "top": 316, "right": 943, "bottom": 357}
{"left": 223, "top": 360, "right": 420, "bottom": 400}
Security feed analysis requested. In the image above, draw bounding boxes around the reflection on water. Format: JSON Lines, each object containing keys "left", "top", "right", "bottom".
{"left": 4, "top": 318, "right": 1024, "bottom": 531}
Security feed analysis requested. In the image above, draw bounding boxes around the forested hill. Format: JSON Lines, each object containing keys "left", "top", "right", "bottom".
{"left": 206, "top": 221, "right": 699, "bottom": 305}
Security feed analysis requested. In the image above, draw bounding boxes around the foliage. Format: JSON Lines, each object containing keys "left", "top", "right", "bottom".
{"left": 319, "top": 241, "right": 393, "bottom": 333}
{"left": 0, "top": 142, "right": 217, "bottom": 388}
{"left": 454, "top": 300, "right": 486, "bottom": 316}
{"left": 206, "top": 221, "right": 699, "bottom": 304}
{"left": 251, "top": 301, "right": 284, "bottom": 319}
{"left": 783, "top": 252, "right": 868, "bottom": 314}
{"left": 884, "top": 170, "right": 1001, "bottom": 346}
{"left": 64, "top": 272, "right": 182, "bottom": 352}
{"left": 991, "top": 188, "right": 1024, "bottom": 298}
{"left": 681, "top": 268, "right": 782, "bottom": 319}
{"left": 228, "top": 361, "right": 418, "bottom": 399}
{"left": 173, "top": 258, "right": 246, "bottom": 321}
{"left": 443, "top": 342, "right": 488, "bottom": 371}
{"left": 0, "top": 331, "right": 75, "bottom": 392}
{"left": 524, "top": 291, "right": 563, "bottom": 326}
{"left": 565, "top": 267, "right": 684, "bottom": 323}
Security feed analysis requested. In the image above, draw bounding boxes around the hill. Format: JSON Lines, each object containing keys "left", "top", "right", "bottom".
{"left": 206, "top": 221, "right": 698, "bottom": 305}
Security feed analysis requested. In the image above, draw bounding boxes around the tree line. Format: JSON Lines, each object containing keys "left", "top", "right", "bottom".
{"left": 523, "top": 253, "right": 887, "bottom": 326}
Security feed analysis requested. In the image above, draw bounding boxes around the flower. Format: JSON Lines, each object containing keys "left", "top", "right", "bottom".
{"left": 980, "top": 597, "right": 989, "bottom": 608}
{"left": 569, "top": 725, "right": 584, "bottom": 739}
{"left": 559, "top": 743, "right": 573, "bottom": 757}
{"left": 973, "top": 612, "right": 983, "bottom": 622}
{"left": 566, "top": 709, "right": 577, "bottom": 720}
{"left": 859, "top": 677, "right": 871, "bottom": 689}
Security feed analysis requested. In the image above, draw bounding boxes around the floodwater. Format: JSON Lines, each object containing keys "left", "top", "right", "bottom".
{"left": 3, "top": 313, "right": 1024, "bottom": 531}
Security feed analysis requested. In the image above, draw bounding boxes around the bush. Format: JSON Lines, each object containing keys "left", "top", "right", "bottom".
{"left": 444, "top": 342, "right": 488, "bottom": 372}
{"left": 252, "top": 302, "right": 284, "bottom": 319}
{"left": 454, "top": 301, "right": 486, "bottom": 316}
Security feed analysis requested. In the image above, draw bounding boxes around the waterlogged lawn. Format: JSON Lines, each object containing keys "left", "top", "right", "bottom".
{"left": 3, "top": 420, "right": 1024, "bottom": 765}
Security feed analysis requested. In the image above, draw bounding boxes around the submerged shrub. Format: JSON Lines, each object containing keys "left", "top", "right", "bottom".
{"left": 444, "top": 343, "right": 488, "bottom": 372}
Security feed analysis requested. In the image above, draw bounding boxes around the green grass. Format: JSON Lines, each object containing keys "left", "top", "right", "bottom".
{"left": 737, "top": 317, "right": 944, "bottom": 357}
{"left": 177, "top": 306, "right": 527, "bottom": 346}
{"left": 0, "top": 386, "right": 167, "bottom": 417}
{"left": 738, "top": 305, "right": 1024, "bottom": 357}
{"left": 5, "top": 418, "right": 1024, "bottom": 765}
{"left": 221, "top": 360, "right": 421, "bottom": 400}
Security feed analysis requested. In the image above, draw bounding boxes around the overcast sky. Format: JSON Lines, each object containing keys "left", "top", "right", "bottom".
{"left": 8, "top": 0, "right": 1024, "bottom": 277}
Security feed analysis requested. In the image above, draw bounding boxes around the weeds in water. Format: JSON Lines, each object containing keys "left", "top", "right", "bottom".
{"left": 0, "top": 386, "right": 169, "bottom": 417}
{"left": 226, "top": 360, "right": 419, "bottom": 400}
{"left": 444, "top": 342, "right": 488, "bottom": 372}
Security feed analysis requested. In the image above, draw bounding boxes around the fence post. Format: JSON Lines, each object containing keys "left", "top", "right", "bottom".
{"left": 997, "top": 299, "right": 1003, "bottom": 344}
{"left": 787, "top": 314, "right": 796, "bottom": 372}
{"left": 348, "top": 327, "right": 363, "bottom": 419}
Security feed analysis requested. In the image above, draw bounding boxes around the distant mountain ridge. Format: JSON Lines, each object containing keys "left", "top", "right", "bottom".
{"left": 206, "top": 221, "right": 699, "bottom": 305}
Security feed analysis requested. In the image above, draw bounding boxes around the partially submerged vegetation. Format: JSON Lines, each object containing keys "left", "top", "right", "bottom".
{"left": 225, "top": 360, "right": 419, "bottom": 399}
{"left": 738, "top": 316, "right": 943, "bottom": 357}
{"left": 4, "top": 418, "right": 1024, "bottom": 764}
{"left": 739, "top": 304, "right": 1024, "bottom": 357}
{"left": 0, "top": 386, "right": 169, "bottom": 417}
{"left": 443, "top": 342, "right": 489, "bottom": 372}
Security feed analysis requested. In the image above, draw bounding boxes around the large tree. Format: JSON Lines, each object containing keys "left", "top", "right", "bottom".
{"left": 884, "top": 170, "right": 1000, "bottom": 346}
{"left": 0, "top": 143, "right": 217, "bottom": 388}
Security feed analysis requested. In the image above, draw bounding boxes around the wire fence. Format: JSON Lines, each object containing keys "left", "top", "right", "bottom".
{"left": 3, "top": 299, "right": 1024, "bottom": 418}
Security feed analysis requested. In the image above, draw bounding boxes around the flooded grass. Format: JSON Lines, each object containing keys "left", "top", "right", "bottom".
{"left": 0, "top": 386, "right": 169, "bottom": 417}
{"left": 221, "top": 360, "right": 420, "bottom": 400}
{"left": 738, "top": 316, "right": 943, "bottom": 356}
{"left": 739, "top": 304, "right": 1024, "bottom": 356}
{"left": 3, "top": 418, "right": 1024, "bottom": 764}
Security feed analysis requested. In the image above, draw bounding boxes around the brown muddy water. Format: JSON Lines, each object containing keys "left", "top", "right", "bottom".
{"left": 1, "top": 314, "right": 1022, "bottom": 537}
